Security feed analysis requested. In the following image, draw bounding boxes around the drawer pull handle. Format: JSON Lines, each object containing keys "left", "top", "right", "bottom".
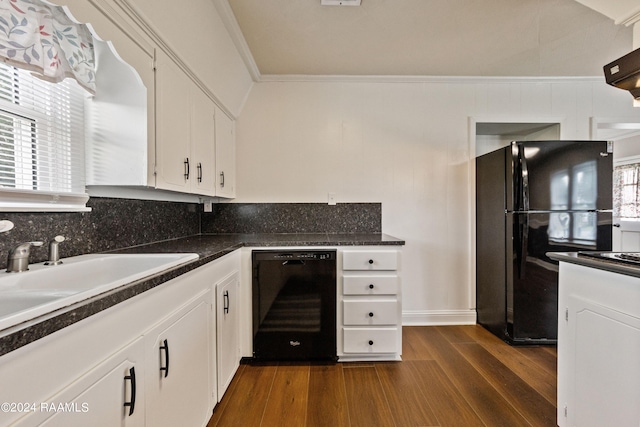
{"left": 368, "top": 312, "right": 374, "bottom": 317}
{"left": 368, "top": 259, "right": 374, "bottom": 264}
{"left": 369, "top": 284, "right": 374, "bottom": 289}
{"left": 368, "top": 340, "right": 374, "bottom": 346}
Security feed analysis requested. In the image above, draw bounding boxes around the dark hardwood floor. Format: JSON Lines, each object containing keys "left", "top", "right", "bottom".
{"left": 207, "top": 325, "right": 557, "bottom": 427}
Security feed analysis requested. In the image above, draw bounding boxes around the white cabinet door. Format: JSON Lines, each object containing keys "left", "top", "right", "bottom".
{"left": 216, "top": 271, "right": 240, "bottom": 399}
{"left": 191, "top": 88, "right": 216, "bottom": 196}
{"left": 31, "top": 338, "right": 146, "bottom": 427}
{"left": 156, "top": 50, "right": 218, "bottom": 197}
{"left": 215, "top": 106, "right": 236, "bottom": 198}
{"left": 145, "top": 290, "right": 212, "bottom": 427}
{"left": 565, "top": 296, "right": 640, "bottom": 427}
{"left": 155, "top": 50, "right": 191, "bottom": 193}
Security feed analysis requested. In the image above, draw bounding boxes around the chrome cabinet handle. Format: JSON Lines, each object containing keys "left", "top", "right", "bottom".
{"left": 197, "top": 163, "right": 202, "bottom": 183}
{"left": 224, "top": 290, "right": 230, "bottom": 314}
{"left": 184, "top": 158, "right": 190, "bottom": 180}
{"left": 220, "top": 171, "right": 225, "bottom": 188}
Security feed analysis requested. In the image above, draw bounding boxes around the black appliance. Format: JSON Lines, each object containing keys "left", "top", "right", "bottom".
{"left": 252, "top": 250, "right": 337, "bottom": 361}
{"left": 604, "top": 46, "right": 640, "bottom": 100}
{"left": 476, "top": 141, "right": 613, "bottom": 345}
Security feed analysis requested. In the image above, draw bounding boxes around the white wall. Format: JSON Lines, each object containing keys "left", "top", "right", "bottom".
{"left": 235, "top": 77, "right": 640, "bottom": 325}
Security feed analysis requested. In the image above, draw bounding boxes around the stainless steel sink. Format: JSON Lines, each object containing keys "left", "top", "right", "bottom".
{"left": 0, "top": 253, "right": 198, "bottom": 331}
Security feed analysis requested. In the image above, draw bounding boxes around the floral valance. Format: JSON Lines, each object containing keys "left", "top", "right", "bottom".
{"left": 0, "top": 0, "right": 95, "bottom": 93}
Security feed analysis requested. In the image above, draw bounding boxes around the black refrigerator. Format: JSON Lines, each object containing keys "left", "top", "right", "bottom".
{"left": 476, "top": 141, "right": 613, "bottom": 345}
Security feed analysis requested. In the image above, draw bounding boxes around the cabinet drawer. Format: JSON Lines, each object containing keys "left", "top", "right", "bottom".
{"left": 342, "top": 250, "right": 398, "bottom": 271}
{"left": 343, "top": 300, "right": 399, "bottom": 325}
{"left": 343, "top": 275, "right": 399, "bottom": 295}
{"left": 343, "top": 328, "right": 398, "bottom": 354}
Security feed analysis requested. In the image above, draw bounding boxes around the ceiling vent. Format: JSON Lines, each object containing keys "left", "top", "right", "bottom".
{"left": 321, "top": 0, "right": 361, "bottom": 6}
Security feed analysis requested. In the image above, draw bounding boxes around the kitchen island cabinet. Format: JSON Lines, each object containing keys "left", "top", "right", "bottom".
{"left": 551, "top": 253, "right": 640, "bottom": 427}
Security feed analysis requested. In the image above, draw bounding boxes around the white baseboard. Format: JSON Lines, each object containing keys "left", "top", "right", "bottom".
{"left": 402, "top": 309, "right": 477, "bottom": 326}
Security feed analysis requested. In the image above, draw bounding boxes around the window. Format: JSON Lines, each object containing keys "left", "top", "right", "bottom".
{"left": 614, "top": 163, "right": 640, "bottom": 220}
{"left": 0, "top": 63, "right": 89, "bottom": 211}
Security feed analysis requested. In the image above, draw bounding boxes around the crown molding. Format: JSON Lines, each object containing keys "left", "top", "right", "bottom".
{"left": 257, "top": 74, "right": 604, "bottom": 84}
{"left": 213, "top": 0, "right": 262, "bottom": 82}
{"left": 617, "top": 4, "right": 640, "bottom": 26}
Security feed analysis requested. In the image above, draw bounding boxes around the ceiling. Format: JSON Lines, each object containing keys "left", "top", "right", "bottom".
{"left": 226, "top": 0, "right": 634, "bottom": 77}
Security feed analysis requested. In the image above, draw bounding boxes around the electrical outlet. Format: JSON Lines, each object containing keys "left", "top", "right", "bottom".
{"left": 328, "top": 193, "right": 337, "bottom": 205}
{"left": 203, "top": 199, "right": 213, "bottom": 212}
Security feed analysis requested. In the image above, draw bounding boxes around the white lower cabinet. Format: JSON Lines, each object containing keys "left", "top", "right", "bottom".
{"left": 342, "top": 328, "right": 399, "bottom": 354}
{"left": 145, "top": 291, "right": 211, "bottom": 427}
{"left": 0, "top": 250, "right": 241, "bottom": 427}
{"left": 36, "top": 337, "right": 146, "bottom": 427}
{"left": 339, "top": 248, "right": 402, "bottom": 361}
{"left": 216, "top": 271, "right": 240, "bottom": 401}
{"left": 557, "top": 261, "right": 640, "bottom": 427}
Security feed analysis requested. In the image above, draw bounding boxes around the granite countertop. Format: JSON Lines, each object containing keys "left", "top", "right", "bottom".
{"left": 548, "top": 251, "right": 640, "bottom": 279}
{"left": 0, "top": 233, "right": 404, "bottom": 357}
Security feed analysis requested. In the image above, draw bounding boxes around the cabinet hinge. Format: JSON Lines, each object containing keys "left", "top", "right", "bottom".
{"left": 565, "top": 307, "right": 569, "bottom": 322}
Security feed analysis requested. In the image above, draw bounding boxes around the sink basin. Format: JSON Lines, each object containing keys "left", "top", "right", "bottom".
{"left": 0, "top": 253, "right": 198, "bottom": 331}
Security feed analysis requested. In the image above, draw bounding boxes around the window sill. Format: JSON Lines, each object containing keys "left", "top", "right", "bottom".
{"left": 0, "top": 189, "right": 90, "bottom": 213}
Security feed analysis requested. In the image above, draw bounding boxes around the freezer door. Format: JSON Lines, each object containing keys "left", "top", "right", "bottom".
{"left": 507, "top": 211, "right": 612, "bottom": 343}
{"left": 510, "top": 141, "right": 612, "bottom": 212}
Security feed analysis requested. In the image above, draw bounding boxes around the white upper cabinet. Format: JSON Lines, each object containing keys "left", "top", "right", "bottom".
{"left": 215, "top": 107, "right": 237, "bottom": 198}
{"left": 155, "top": 51, "right": 234, "bottom": 198}
{"left": 191, "top": 90, "right": 218, "bottom": 196}
{"left": 60, "top": 0, "right": 241, "bottom": 199}
{"left": 155, "top": 51, "right": 211, "bottom": 195}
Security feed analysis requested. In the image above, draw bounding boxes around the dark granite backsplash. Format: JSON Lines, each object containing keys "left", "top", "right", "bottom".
{"left": 0, "top": 198, "right": 200, "bottom": 269}
{"left": 0, "top": 200, "right": 381, "bottom": 269}
{"left": 201, "top": 203, "right": 381, "bottom": 234}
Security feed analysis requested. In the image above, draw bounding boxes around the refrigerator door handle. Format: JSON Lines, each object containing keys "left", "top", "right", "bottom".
{"left": 520, "top": 146, "right": 530, "bottom": 212}
{"left": 511, "top": 142, "right": 529, "bottom": 211}
{"left": 516, "top": 213, "right": 528, "bottom": 279}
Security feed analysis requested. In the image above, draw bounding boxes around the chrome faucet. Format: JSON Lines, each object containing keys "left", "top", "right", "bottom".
{"left": 6, "top": 241, "right": 44, "bottom": 273}
{"left": 45, "top": 235, "right": 65, "bottom": 266}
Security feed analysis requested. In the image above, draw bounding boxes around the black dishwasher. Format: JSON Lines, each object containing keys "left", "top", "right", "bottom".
{"left": 252, "top": 250, "right": 337, "bottom": 361}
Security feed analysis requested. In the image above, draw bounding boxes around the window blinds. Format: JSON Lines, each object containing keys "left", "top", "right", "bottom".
{"left": 0, "top": 63, "right": 89, "bottom": 211}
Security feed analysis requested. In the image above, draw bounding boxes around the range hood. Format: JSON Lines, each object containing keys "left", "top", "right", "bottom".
{"left": 604, "top": 47, "right": 640, "bottom": 99}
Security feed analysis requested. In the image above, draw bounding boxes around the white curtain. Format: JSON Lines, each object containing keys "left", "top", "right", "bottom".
{"left": 0, "top": 0, "right": 95, "bottom": 93}
{"left": 613, "top": 163, "right": 640, "bottom": 219}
